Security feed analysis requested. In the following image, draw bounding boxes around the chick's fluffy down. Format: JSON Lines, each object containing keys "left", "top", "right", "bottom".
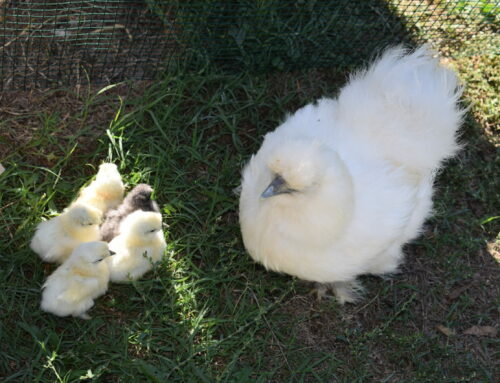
{"left": 100, "top": 183, "right": 160, "bottom": 242}
{"left": 107, "top": 210, "right": 166, "bottom": 282}
{"left": 239, "top": 46, "right": 463, "bottom": 303}
{"left": 30, "top": 203, "right": 102, "bottom": 263}
{"left": 40, "top": 241, "right": 111, "bottom": 319}
{"left": 75, "top": 163, "right": 124, "bottom": 214}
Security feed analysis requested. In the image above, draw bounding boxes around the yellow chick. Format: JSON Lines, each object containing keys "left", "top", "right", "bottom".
{"left": 30, "top": 203, "right": 102, "bottom": 263}
{"left": 75, "top": 163, "right": 124, "bottom": 214}
{"left": 40, "top": 241, "right": 112, "bottom": 319}
{"left": 107, "top": 210, "right": 166, "bottom": 282}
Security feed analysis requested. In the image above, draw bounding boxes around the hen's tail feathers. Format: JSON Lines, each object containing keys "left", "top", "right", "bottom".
{"left": 337, "top": 45, "right": 465, "bottom": 173}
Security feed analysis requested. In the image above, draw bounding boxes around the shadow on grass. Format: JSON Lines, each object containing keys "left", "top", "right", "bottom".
{"left": 153, "top": 0, "right": 498, "bottom": 73}
{"left": 168, "top": 0, "right": 415, "bottom": 71}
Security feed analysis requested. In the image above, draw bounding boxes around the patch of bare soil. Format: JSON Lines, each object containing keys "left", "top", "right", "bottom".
{"left": 0, "top": 81, "right": 150, "bottom": 166}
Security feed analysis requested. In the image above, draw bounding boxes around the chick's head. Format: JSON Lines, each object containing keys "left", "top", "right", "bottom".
{"left": 96, "top": 179, "right": 125, "bottom": 200}
{"left": 120, "top": 211, "right": 163, "bottom": 246}
{"left": 66, "top": 203, "right": 102, "bottom": 227}
{"left": 70, "top": 241, "right": 111, "bottom": 265}
{"left": 239, "top": 135, "right": 354, "bottom": 272}
{"left": 93, "top": 163, "right": 124, "bottom": 200}
{"left": 126, "top": 184, "right": 155, "bottom": 210}
{"left": 96, "top": 163, "right": 120, "bottom": 181}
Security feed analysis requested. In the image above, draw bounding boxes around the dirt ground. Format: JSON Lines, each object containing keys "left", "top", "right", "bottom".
{"left": 0, "top": 81, "right": 149, "bottom": 165}
{"left": 0, "top": 0, "right": 176, "bottom": 90}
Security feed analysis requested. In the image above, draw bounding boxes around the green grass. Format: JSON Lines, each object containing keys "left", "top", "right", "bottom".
{"left": 1, "top": 13, "right": 499, "bottom": 383}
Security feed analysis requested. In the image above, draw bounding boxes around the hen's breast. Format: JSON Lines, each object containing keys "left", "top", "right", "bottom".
{"left": 240, "top": 148, "right": 429, "bottom": 283}
{"left": 239, "top": 154, "right": 355, "bottom": 282}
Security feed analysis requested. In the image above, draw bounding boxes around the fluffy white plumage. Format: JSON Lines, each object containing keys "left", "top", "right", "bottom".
{"left": 239, "top": 46, "right": 463, "bottom": 303}
{"left": 40, "top": 241, "right": 112, "bottom": 319}
{"left": 74, "top": 163, "right": 124, "bottom": 214}
{"left": 30, "top": 203, "right": 102, "bottom": 263}
{"left": 107, "top": 210, "right": 166, "bottom": 282}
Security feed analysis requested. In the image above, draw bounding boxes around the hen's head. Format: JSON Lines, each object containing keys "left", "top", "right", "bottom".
{"left": 261, "top": 138, "right": 330, "bottom": 198}
{"left": 239, "top": 134, "right": 354, "bottom": 276}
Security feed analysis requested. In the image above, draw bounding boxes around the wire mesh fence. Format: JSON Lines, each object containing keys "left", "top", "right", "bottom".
{"left": 1, "top": 0, "right": 498, "bottom": 90}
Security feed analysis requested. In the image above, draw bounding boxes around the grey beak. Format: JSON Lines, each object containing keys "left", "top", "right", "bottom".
{"left": 261, "top": 175, "right": 295, "bottom": 198}
{"left": 109, "top": 251, "right": 116, "bottom": 256}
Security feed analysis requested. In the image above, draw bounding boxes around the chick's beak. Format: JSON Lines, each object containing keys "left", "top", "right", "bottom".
{"left": 261, "top": 175, "right": 295, "bottom": 198}
{"left": 109, "top": 250, "right": 116, "bottom": 256}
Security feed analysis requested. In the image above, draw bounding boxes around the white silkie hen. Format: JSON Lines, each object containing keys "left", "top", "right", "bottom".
{"left": 30, "top": 203, "right": 102, "bottom": 263}
{"left": 40, "top": 241, "right": 113, "bottom": 319}
{"left": 239, "top": 46, "right": 463, "bottom": 304}
{"left": 75, "top": 163, "right": 124, "bottom": 214}
{"left": 107, "top": 210, "right": 166, "bottom": 282}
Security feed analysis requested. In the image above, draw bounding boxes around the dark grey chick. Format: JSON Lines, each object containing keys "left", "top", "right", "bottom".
{"left": 100, "top": 184, "right": 160, "bottom": 242}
